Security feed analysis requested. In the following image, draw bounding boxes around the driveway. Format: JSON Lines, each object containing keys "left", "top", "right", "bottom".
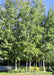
{"left": 0, "top": 66, "right": 13, "bottom": 71}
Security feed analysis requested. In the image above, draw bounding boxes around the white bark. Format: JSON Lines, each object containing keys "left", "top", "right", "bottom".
{"left": 43, "top": 59, "right": 45, "bottom": 72}
{"left": 15, "top": 59, "right": 17, "bottom": 69}
{"left": 41, "top": 60, "right": 42, "bottom": 67}
{"left": 26, "top": 61, "right": 28, "bottom": 73}
{"left": 29, "top": 61, "right": 31, "bottom": 71}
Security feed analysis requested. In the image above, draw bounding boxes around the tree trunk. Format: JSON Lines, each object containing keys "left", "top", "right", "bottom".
{"left": 8, "top": 60, "right": 9, "bottom": 66}
{"left": 39, "top": 61, "right": 40, "bottom": 67}
{"left": 29, "top": 61, "right": 31, "bottom": 71}
{"left": 15, "top": 59, "right": 17, "bottom": 69}
{"left": 40, "top": 60, "right": 42, "bottom": 67}
{"left": 43, "top": 59, "right": 45, "bottom": 72}
{"left": 26, "top": 60, "right": 28, "bottom": 73}
{"left": 18, "top": 61, "right": 20, "bottom": 67}
{"left": 36, "top": 60, "right": 37, "bottom": 67}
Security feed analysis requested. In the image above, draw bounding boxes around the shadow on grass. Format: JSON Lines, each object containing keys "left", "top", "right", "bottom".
{"left": 0, "top": 70, "right": 8, "bottom": 73}
{"left": 52, "top": 72, "right": 54, "bottom": 75}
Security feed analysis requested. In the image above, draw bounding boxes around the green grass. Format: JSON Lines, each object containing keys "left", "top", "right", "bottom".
{"left": 0, "top": 72, "right": 53, "bottom": 75}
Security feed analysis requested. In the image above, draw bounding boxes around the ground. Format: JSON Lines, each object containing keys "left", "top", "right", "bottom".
{"left": 0, "top": 72, "right": 53, "bottom": 75}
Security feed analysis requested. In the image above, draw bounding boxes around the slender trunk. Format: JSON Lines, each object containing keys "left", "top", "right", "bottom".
{"left": 43, "top": 59, "right": 45, "bottom": 72}
{"left": 36, "top": 60, "right": 37, "bottom": 67}
{"left": 8, "top": 60, "right": 9, "bottom": 66}
{"left": 15, "top": 59, "right": 17, "bottom": 69}
{"left": 18, "top": 61, "right": 20, "bottom": 67}
{"left": 39, "top": 61, "right": 40, "bottom": 67}
{"left": 41, "top": 60, "right": 42, "bottom": 67}
{"left": 29, "top": 61, "right": 31, "bottom": 71}
{"left": 26, "top": 60, "right": 28, "bottom": 73}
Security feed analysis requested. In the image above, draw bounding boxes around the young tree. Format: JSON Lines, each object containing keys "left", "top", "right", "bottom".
{"left": 40, "top": 8, "right": 54, "bottom": 72}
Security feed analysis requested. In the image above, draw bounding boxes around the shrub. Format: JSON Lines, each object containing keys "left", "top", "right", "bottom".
{"left": 39, "top": 67, "right": 44, "bottom": 71}
{"left": 8, "top": 69, "right": 18, "bottom": 73}
{"left": 39, "top": 67, "right": 47, "bottom": 71}
{"left": 31, "top": 66, "right": 35, "bottom": 71}
{"left": 31, "top": 66, "right": 40, "bottom": 72}
{"left": 21, "top": 67, "right": 26, "bottom": 73}
{"left": 35, "top": 67, "right": 39, "bottom": 71}
{"left": 8, "top": 66, "right": 49, "bottom": 73}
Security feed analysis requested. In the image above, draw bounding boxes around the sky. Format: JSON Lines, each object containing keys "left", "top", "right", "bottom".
{"left": 0, "top": 0, "right": 54, "bottom": 13}
{"left": 43, "top": 0, "right": 54, "bottom": 13}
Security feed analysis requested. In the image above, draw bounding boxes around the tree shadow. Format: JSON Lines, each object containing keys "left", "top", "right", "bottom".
{"left": 52, "top": 72, "right": 54, "bottom": 75}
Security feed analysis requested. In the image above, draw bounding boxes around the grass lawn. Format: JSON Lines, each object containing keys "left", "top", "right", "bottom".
{"left": 0, "top": 72, "right": 53, "bottom": 75}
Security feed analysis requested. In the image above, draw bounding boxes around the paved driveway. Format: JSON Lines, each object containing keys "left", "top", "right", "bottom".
{"left": 0, "top": 66, "right": 13, "bottom": 71}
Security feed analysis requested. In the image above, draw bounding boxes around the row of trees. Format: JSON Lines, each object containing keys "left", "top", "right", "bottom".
{"left": 0, "top": 0, "right": 54, "bottom": 72}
